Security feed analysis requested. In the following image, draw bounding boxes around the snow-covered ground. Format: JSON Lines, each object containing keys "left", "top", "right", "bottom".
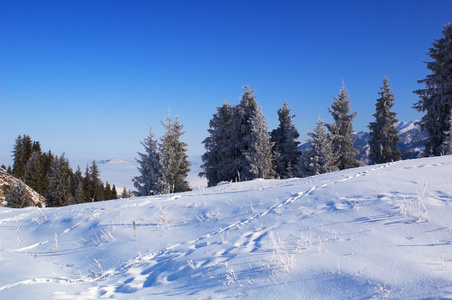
{"left": 1, "top": 156, "right": 452, "bottom": 299}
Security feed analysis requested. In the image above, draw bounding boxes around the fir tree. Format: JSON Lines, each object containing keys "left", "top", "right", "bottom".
{"left": 245, "top": 104, "right": 276, "bottom": 179}
{"left": 413, "top": 23, "right": 452, "bottom": 156}
{"left": 121, "top": 187, "right": 133, "bottom": 198}
{"left": 89, "top": 160, "right": 104, "bottom": 201}
{"left": 200, "top": 102, "right": 235, "bottom": 187}
{"left": 160, "top": 114, "right": 191, "bottom": 193}
{"left": 104, "top": 182, "right": 112, "bottom": 200}
{"left": 368, "top": 77, "right": 401, "bottom": 164}
{"left": 24, "top": 151, "right": 44, "bottom": 195}
{"left": 133, "top": 126, "right": 164, "bottom": 196}
{"left": 270, "top": 101, "right": 301, "bottom": 179}
{"left": 46, "top": 153, "right": 72, "bottom": 207}
{"left": 302, "top": 119, "right": 338, "bottom": 176}
{"left": 442, "top": 108, "right": 452, "bottom": 155}
{"left": 12, "top": 135, "right": 33, "bottom": 179}
{"left": 72, "top": 166, "right": 86, "bottom": 204}
{"left": 82, "top": 164, "right": 92, "bottom": 202}
{"left": 326, "top": 83, "right": 360, "bottom": 170}
{"left": 230, "top": 86, "right": 275, "bottom": 181}
{"left": 5, "top": 180, "right": 33, "bottom": 208}
{"left": 111, "top": 184, "right": 119, "bottom": 199}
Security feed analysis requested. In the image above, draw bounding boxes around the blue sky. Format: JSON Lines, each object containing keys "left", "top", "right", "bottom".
{"left": 1, "top": 0, "right": 452, "bottom": 168}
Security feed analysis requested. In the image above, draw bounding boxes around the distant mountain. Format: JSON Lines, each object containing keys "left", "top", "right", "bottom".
{"left": 301, "top": 121, "right": 428, "bottom": 164}
{"left": 100, "top": 159, "right": 128, "bottom": 164}
{"left": 0, "top": 169, "right": 45, "bottom": 207}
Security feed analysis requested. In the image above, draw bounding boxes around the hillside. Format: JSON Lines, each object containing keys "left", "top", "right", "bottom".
{"left": 1, "top": 156, "right": 452, "bottom": 299}
{"left": 0, "top": 169, "right": 45, "bottom": 207}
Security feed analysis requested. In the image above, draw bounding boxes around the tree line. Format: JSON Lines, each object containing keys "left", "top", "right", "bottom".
{"left": 3, "top": 23, "right": 451, "bottom": 203}
{"left": 2, "top": 135, "right": 132, "bottom": 208}
{"left": 137, "top": 23, "right": 451, "bottom": 190}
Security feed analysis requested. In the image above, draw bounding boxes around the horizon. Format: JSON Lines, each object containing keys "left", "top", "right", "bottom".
{"left": 2, "top": 1, "right": 451, "bottom": 171}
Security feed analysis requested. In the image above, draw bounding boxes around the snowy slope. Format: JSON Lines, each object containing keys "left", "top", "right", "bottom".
{"left": 1, "top": 156, "right": 452, "bottom": 299}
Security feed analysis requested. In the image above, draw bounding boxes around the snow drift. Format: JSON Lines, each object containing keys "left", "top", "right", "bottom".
{"left": 1, "top": 156, "right": 452, "bottom": 299}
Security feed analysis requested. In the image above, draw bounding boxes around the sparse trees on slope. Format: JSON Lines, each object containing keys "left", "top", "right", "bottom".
{"left": 327, "top": 84, "right": 360, "bottom": 170}
{"left": 368, "top": 77, "right": 401, "bottom": 164}
{"left": 302, "top": 119, "right": 338, "bottom": 176}
{"left": 160, "top": 114, "right": 191, "bottom": 193}
{"left": 133, "top": 126, "right": 164, "bottom": 196}
{"left": 271, "top": 101, "right": 301, "bottom": 179}
{"left": 414, "top": 23, "right": 452, "bottom": 156}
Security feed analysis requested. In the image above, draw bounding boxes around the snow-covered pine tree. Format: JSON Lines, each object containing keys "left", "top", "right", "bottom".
{"left": 326, "top": 83, "right": 360, "bottom": 170}
{"left": 302, "top": 119, "right": 338, "bottom": 176}
{"left": 111, "top": 184, "right": 119, "bottom": 199}
{"left": 246, "top": 104, "right": 276, "bottom": 179}
{"left": 160, "top": 114, "right": 191, "bottom": 193}
{"left": 200, "top": 101, "right": 235, "bottom": 187}
{"left": 270, "top": 101, "right": 301, "bottom": 179}
{"left": 414, "top": 23, "right": 452, "bottom": 156}
{"left": 24, "top": 150, "right": 44, "bottom": 195}
{"left": 89, "top": 160, "right": 104, "bottom": 201}
{"left": 46, "top": 153, "right": 72, "bottom": 207}
{"left": 442, "top": 108, "right": 452, "bottom": 155}
{"left": 368, "top": 77, "right": 401, "bottom": 164}
{"left": 133, "top": 126, "right": 164, "bottom": 196}
{"left": 71, "top": 166, "right": 85, "bottom": 204}
{"left": 230, "top": 86, "right": 275, "bottom": 181}
{"left": 5, "top": 180, "right": 33, "bottom": 208}
{"left": 12, "top": 135, "right": 33, "bottom": 179}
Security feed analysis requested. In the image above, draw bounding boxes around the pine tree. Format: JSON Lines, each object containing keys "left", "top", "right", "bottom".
{"left": 72, "top": 166, "right": 86, "bottom": 204}
{"left": 229, "top": 86, "right": 275, "bottom": 181}
{"left": 368, "top": 77, "right": 401, "bottom": 164}
{"left": 12, "top": 135, "right": 33, "bottom": 179}
{"left": 82, "top": 164, "right": 92, "bottom": 202}
{"left": 414, "top": 23, "right": 452, "bottom": 156}
{"left": 442, "top": 108, "right": 452, "bottom": 155}
{"left": 326, "top": 83, "right": 360, "bottom": 170}
{"left": 302, "top": 119, "right": 338, "bottom": 176}
{"left": 89, "top": 160, "right": 104, "bottom": 201}
{"left": 111, "top": 184, "right": 119, "bottom": 199}
{"left": 46, "top": 153, "right": 72, "bottom": 207}
{"left": 104, "top": 182, "right": 112, "bottom": 200}
{"left": 133, "top": 126, "right": 164, "bottom": 196}
{"left": 160, "top": 114, "right": 191, "bottom": 193}
{"left": 24, "top": 151, "right": 44, "bottom": 195}
{"left": 5, "top": 180, "right": 33, "bottom": 208}
{"left": 200, "top": 102, "right": 235, "bottom": 187}
{"left": 270, "top": 101, "right": 301, "bottom": 179}
{"left": 41, "top": 150, "right": 54, "bottom": 193}
{"left": 246, "top": 104, "right": 276, "bottom": 179}
{"left": 121, "top": 187, "right": 133, "bottom": 198}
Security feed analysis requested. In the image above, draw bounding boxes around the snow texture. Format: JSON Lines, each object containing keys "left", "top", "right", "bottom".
{"left": 1, "top": 156, "right": 452, "bottom": 299}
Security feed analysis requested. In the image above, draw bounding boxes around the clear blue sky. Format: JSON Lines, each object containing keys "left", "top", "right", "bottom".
{"left": 1, "top": 0, "right": 451, "bottom": 167}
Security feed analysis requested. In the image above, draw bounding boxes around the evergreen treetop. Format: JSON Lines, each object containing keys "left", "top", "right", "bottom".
{"left": 413, "top": 23, "right": 452, "bottom": 156}
{"left": 368, "top": 76, "right": 401, "bottom": 164}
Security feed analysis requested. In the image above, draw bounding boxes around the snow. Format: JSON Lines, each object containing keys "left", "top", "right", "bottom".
{"left": 1, "top": 156, "right": 452, "bottom": 299}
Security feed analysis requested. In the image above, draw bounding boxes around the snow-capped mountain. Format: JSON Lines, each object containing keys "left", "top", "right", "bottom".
{"left": 352, "top": 120, "right": 428, "bottom": 164}
{"left": 302, "top": 121, "right": 428, "bottom": 164}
